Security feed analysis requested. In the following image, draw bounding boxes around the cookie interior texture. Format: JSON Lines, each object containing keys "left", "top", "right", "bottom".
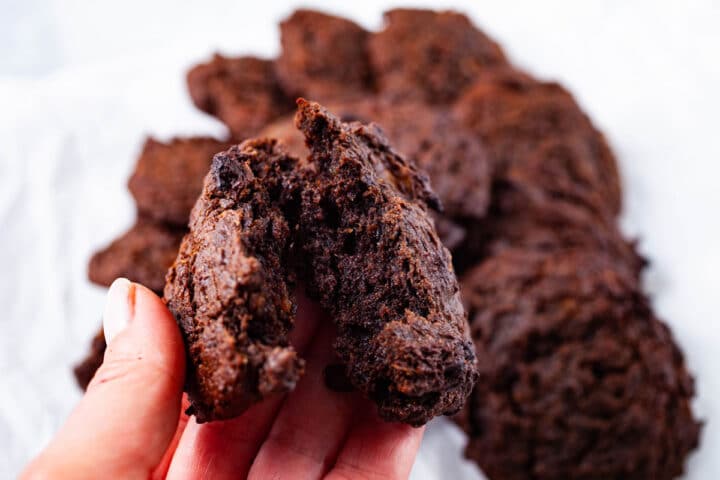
{"left": 78, "top": 7, "right": 701, "bottom": 478}
{"left": 294, "top": 100, "right": 477, "bottom": 426}
{"left": 164, "top": 138, "right": 304, "bottom": 422}
{"left": 163, "top": 101, "right": 478, "bottom": 425}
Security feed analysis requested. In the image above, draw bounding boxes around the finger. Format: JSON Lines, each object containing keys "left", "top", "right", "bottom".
{"left": 326, "top": 409, "right": 425, "bottom": 480}
{"left": 248, "top": 322, "right": 357, "bottom": 480}
{"left": 167, "top": 400, "right": 285, "bottom": 480}
{"left": 151, "top": 395, "right": 191, "bottom": 480}
{"left": 23, "top": 279, "right": 186, "bottom": 480}
{"left": 166, "top": 290, "right": 324, "bottom": 480}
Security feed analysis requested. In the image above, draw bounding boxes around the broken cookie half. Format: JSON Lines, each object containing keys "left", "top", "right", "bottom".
{"left": 164, "top": 138, "right": 304, "bottom": 423}
{"left": 164, "top": 100, "right": 478, "bottom": 425}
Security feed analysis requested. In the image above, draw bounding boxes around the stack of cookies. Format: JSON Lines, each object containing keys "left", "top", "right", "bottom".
{"left": 76, "top": 9, "right": 700, "bottom": 479}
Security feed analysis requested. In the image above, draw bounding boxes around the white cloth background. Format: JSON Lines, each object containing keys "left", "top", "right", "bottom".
{"left": 1, "top": 0, "right": 719, "bottom": 478}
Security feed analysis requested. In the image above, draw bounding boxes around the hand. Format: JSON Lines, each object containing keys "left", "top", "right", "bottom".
{"left": 23, "top": 279, "right": 424, "bottom": 479}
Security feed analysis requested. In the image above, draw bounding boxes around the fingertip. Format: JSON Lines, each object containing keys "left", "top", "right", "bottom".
{"left": 132, "top": 281, "right": 176, "bottom": 329}
{"left": 102, "top": 278, "right": 133, "bottom": 344}
{"left": 31, "top": 280, "right": 187, "bottom": 478}
{"left": 328, "top": 406, "right": 425, "bottom": 480}
{"left": 119, "top": 281, "right": 186, "bottom": 382}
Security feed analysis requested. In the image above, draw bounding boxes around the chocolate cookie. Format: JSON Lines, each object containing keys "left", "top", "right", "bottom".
{"left": 459, "top": 247, "right": 700, "bottom": 480}
{"left": 455, "top": 69, "right": 622, "bottom": 215}
{"left": 88, "top": 219, "right": 185, "bottom": 294}
{"left": 369, "top": 9, "right": 508, "bottom": 103}
{"left": 164, "top": 139, "right": 304, "bottom": 423}
{"left": 258, "top": 108, "right": 473, "bottom": 251}
{"left": 276, "top": 10, "right": 372, "bottom": 102}
{"left": 377, "top": 104, "right": 492, "bottom": 221}
{"left": 164, "top": 101, "right": 477, "bottom": 425}
{"left": 128, "top": 136, "right": 232, "bottom": 226}
{"left": 294, "top": 100, "right": 477, "bottom": 426}
{"left": 264, "top": 99, "right": 493, "bottom": 223}
{"left": 187, "top": 55, "right": 292, "bottom": 139}
{"left": 452, "top": 181, "right": 643, "bottom": 276}
{"left": 328, "top": 98, "right": 491, "bottom": 252}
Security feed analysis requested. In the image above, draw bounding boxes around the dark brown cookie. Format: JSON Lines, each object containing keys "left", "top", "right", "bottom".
{"left": 454, "top": 69, "right": 622, "bottom": 215}
{"left": 164, "top": 139, "right": 304, "bottom": 423}
{"left": 187, "top": 55, "right": 292, "bottom": 139}
{"left": 376, "top": 104, "right": 492, "bottom": 221}
{"left": 73, "top": 328, "right": 106, "bottom": 390}
{"left": 164, "top": 101, "right": 477, "bottom": 425}
{"left": 257, "top": 103, "right": 489, "bottom": 251}
{"left": 129, "top": 136, "right": 233, "bottom": 226}
{"left": 452, "top": 181, "right": 644, "bottom": 276}
{"left": 295, "top": 100, "right": 477, "bottom": 426}
{"left": 267, "top": 99, "right": 493, "bottom": 222}
{"left": 88, "top": 219, "right": 185, "bottom": 294}
{"left": 369, "top": 9, "right": 508, "bottom": 103}
{"left": 458, "top": 247, "right": 700, "bottom": 480}
{"left": 276, "top": 10, "right": 372, "bottom": 102}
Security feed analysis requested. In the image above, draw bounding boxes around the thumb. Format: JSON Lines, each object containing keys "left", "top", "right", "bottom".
{"left": 24, "top": 278, "right": 186, "bottom": 479}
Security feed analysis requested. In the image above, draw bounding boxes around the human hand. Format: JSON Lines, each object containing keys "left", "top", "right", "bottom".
{"left": 23, "top": 278, "right": 424, "bottom": 479}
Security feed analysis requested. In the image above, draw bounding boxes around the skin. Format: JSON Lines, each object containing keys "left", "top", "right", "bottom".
{"left": 22, "top": 280, "right": 424, "bottom": 480}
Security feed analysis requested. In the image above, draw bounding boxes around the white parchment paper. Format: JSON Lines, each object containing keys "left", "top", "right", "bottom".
{"left": 1, "top": 1, "right": 719, "bottom": 478}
